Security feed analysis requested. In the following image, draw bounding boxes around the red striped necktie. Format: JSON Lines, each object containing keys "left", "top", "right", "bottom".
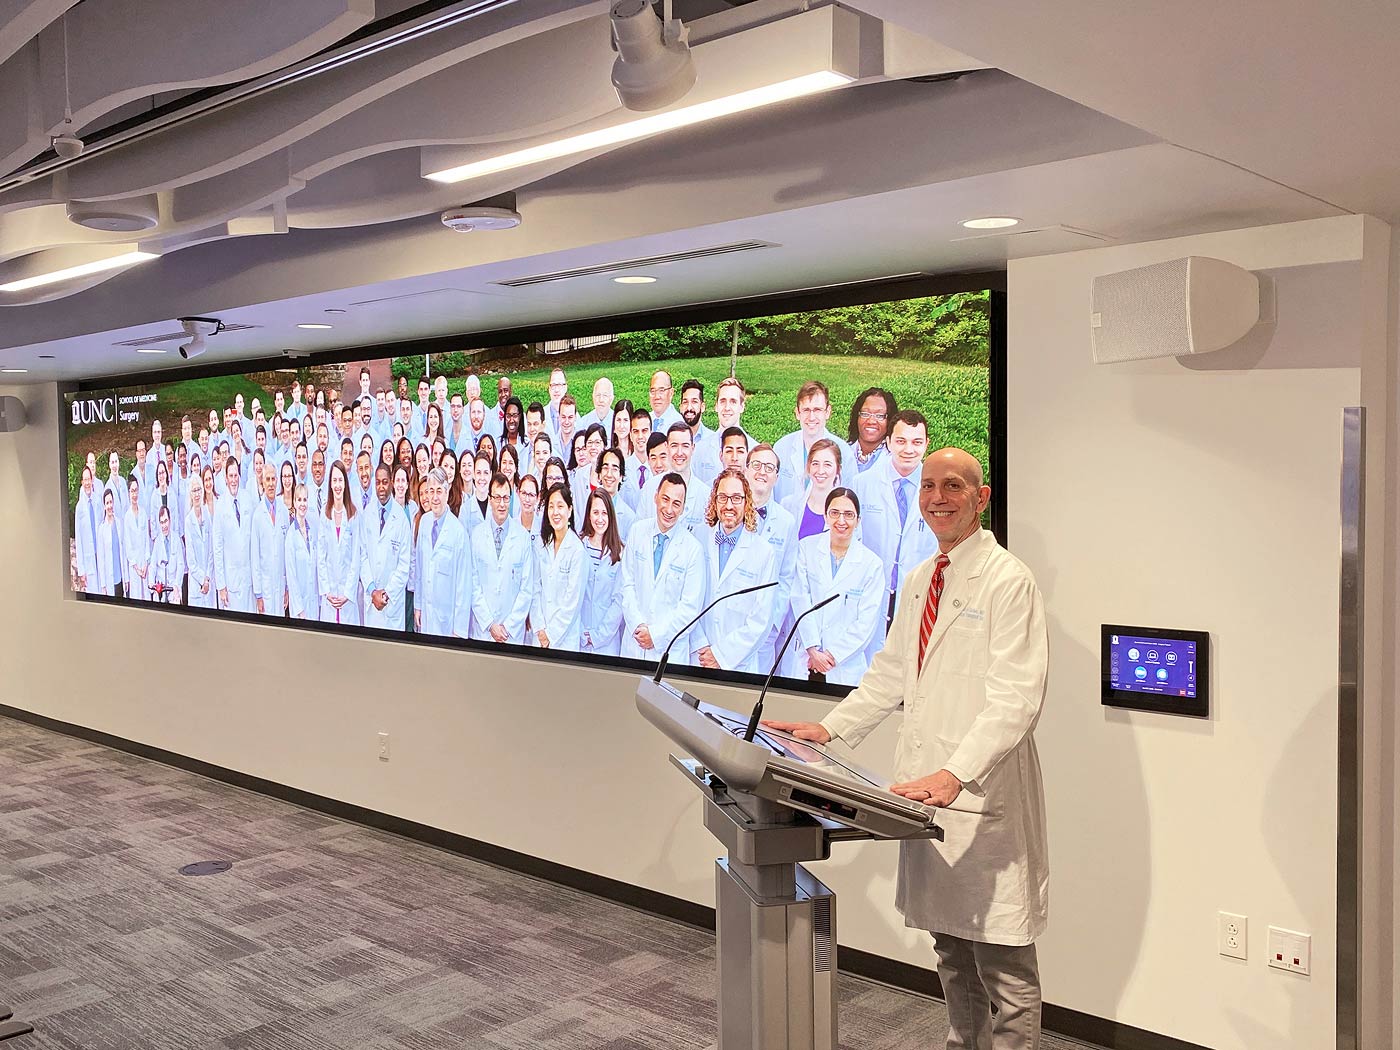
{"left": 918, "top": 554, "right": 952, "bottom": 668}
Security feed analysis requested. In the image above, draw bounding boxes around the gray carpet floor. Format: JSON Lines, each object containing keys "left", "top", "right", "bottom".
{"left": 0, "top": 715, "right": 1096, "bottom": 1050}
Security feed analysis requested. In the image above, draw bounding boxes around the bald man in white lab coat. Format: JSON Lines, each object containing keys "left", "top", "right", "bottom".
{"left": 765, "top": 448, "right": 1049, "bottom": 1050}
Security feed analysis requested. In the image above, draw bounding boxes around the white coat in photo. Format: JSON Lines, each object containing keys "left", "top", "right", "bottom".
{"left": 94, "top": 512, "right": 124, "bottom": 595}
{"left": 853, "top": 455, "right": 939, "bottom": 607}
{"left": 73, "top": 492, "right": 99, "bottom": 587}
{"left": 791, "top": 531, "right": 886, "bottom": 686}
{"left": 317, "top": 512, "right": 362, "bottom": 627}
{"left": 184, "top": 507, "right": 215, "bottom": 609}
{"left": 251, "top": 498, "right": 289, "bottom": 616}
{"left": 414, "top": 510, "right": 474, "bottom": 638}
{"left": 753, "top": 500, "right": 799, "bottom": 670}
{"left": 284, "top": 519, "right": 319, "bottom": 620}
{"left": 469, "top": 517, "right": 534, "bottom": 644}
{"left": 531, "top": 529, "right": 585, "bottom": 652}
{"left": 146, "top": 529, "right": 184, "bottom": 603}
{"left": 620, "top": 517, "right": 705, "bottom": 663}
{"left": 361, "top": 499, "right": 412, "bottom": 631}
{"left": 690, "top": 524, "right": 779, "bottom": 673}
{"left": 121, "top": 504, "right": 150, "bottom": 601}
{"left": 578, "top": 544, "right": 624, "bottom": 657}
{"left": 212, "top": 494, "right": 255, "bottom": 612}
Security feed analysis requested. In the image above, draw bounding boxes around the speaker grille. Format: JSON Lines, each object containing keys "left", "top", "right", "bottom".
{"left": 1091, "top": 258, "right": 1191, "bottom": 363}
{"left": 812, "top": 897, "right": 833, "bottom": 973}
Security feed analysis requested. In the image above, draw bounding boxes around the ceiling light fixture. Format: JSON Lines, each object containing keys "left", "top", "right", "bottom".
{"left": 960, "top": 216, "right": 1021, "bottom": 230}
{"left": 612, "top": 275, "right": 657, "bottom": 284}
{"left": 135, "top": 347, "right": 168, "bottom": 354}
{"left": 1, "top": 368, "right": 28, "bottom": 373}
{"left": 610, "top": 0, "right": 696, "bottom": 111}
{"left": 424, "top": 70, "right": 852, "bottom": 185}
{"left": 297, "top": 323, "right": 334, "bottom": 330}
{"left": 0, "top": 250, "right": 159, "bottom": 293}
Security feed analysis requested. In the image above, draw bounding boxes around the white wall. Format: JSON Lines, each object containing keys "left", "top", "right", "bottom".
{"left": 1007, "top": 214, "right": 1391, "bottom": 1050}
{"left": 0, "top": 213, "right": 1394, "bottom": 1050}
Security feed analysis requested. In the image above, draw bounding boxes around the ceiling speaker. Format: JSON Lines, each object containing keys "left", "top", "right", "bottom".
{"left": 0, "top": 395, "right": 27, "bottom": 433}
{"left": 1091, "top": 256, "right": 1260, "bottom": 363}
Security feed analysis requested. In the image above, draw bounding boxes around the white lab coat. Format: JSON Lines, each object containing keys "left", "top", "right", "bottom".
{"left": 531, "top": 530, "right": 585, "bottom": 652}
{"left": 578, "top": 542, "right": 624, "bottom": 656}
{"left": 819, "top": 530, "right": 1050, "bottom": 946}
{"left": 184, "top": 508, "right": 215, "bottom": 608}
{"left": 469, "top": 517, "right": 534, "bottom": 643}
{"left": 791, "top": 532, "right": 885, "bottom": 686}
{"left": 690, "top": 524, "right": 779, "bottom": 673}
{"left": 753, "top": 501, "right": 799, "bottom": 669}
{"left": 121, "top": 506, "right": 150, "bottom": 600}
{"left": 146, "top": 530, "right": 184, "bottom": 603}
{"left": 414, "top": 510, "right": 474, "bottom": 638}
{"left": 620, "top": 459, "right": 650, "bottom": 513}
{"left": 458, "top": 497, "right": 487, "bottom": 534}
{"left": 772, "top": 428, "right": 853, "bottom": 505}
{"left": 251, "top": 499, "right": 289, "bottom": 616}
{"left": 317, "top": 511, "right": 362, "bottom": 626}
{"left": 620, "top": 518, "right": 705, "bottom": 663}
{"left": 212, "top": 496, "right": 255, "bottom": 612}
{"left": 689, "top": 423, "right": 723, "bottom": 486}
{"left": 73, "top": 492, "right": 100, "bottom": 585}
{"left": 360, "top": 499, "right": 412, "bottom": 631}
{"left": 284, "top": 519, "right": 319, "bottom": 619}
{"left": 852, "top": 456, "right": 939, "bottom": 602}
{"left": 94, "top": 514, "right": 124, "bottom": 595}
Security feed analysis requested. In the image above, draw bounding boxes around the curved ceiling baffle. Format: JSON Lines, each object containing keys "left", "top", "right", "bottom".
{"left": 0, "top": 0, "right": 619, "bottom": 303}
{"left": 0, "top": 0, "right": 978, "bottom": 307}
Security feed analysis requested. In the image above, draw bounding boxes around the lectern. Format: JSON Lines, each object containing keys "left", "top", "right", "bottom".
{"left": 636, "top": 677, "right": 941, "bottom": 1050}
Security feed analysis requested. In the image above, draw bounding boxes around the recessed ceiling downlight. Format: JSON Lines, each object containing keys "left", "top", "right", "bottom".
{"left": 613, "top": 275, "right": 657, "bottom": 285}
{"left": 297, "top": 323, "right": 334, "bottom": 330}
{"left": 960, "top": 216, "right": 1020, "bottom": 230}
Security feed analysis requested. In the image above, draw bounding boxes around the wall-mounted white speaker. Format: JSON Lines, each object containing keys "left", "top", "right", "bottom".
{"left": 0, "top": 395, "right": 27, "bottom": 433}
{"left": 1091, "top": 256, "right": 1260, "bottom": 363}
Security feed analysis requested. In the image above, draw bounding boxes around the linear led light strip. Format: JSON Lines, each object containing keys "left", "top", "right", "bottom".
{"left": 0, "top": 250, "right": 159, "bottom": 292}
{"left": 424, "top": 70, "right": 853, "bottom": 184}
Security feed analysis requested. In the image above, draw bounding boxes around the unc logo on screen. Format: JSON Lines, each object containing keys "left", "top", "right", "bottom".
{"left": 71, "top": 396, "right": 116, "bottom": 426}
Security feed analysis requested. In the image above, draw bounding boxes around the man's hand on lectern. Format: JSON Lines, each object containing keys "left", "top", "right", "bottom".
{"left": 891, "top": 769, "right": 963, "bottom": 808}
{"left": 760, "top": 720, "right": 831, "bottom": 744}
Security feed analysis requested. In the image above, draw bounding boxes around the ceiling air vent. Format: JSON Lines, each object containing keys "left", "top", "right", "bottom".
{"left": 114, "top": 323, "right": 260, "bottom": 347}
{"left": 495, "top": 241, "right": 776, "bottom": 288}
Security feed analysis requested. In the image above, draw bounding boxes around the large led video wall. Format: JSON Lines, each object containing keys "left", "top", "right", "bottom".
{"left": 64, "top": 288, "right": 994, "bottom": 692}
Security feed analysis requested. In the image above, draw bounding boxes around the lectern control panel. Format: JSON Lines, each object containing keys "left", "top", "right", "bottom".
{"left": 636, "top": 677, "right": 937, "bottom": 840}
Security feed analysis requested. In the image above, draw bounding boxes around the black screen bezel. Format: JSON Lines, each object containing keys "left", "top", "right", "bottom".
{"left": 1100, "top": 623, "right": 1210, "bottom": 718}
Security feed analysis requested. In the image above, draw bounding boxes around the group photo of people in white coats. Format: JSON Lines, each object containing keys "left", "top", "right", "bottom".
{"left": 68, "top": 357, "right": 969, "bottom": 685}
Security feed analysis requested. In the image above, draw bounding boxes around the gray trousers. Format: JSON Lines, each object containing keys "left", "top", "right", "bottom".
{"left": 932, "top": 932, "right": 1041, "bottom": 1050}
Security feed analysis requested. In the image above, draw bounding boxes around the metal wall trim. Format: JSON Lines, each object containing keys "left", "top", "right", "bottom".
{"left": 1336, "top": 406, "right": 1363, "bottom": 1050}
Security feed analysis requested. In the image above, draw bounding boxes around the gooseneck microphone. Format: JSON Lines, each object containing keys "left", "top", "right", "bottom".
{"left": 743, "top": 592, "right": 841, "bottom": 741}
{"left": 652, "top": 579, "right": 779, "bottom": 683}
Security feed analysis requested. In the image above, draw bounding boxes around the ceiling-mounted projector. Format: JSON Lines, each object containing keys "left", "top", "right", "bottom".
{"left": 610, "top": 0, "right": 696, "bottom": 111}
{"left": 441, "top": 205, "right": 522, "bottom": 233}
{"left": 177, "top": 316, "right": 222, "bottom": 360}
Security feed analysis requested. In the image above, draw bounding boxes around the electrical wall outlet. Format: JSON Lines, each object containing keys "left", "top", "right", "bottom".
{"left": 377, "top": 732, "right": 390, "bottom": 762}
{"left": 1267, "top": 927, "right": 1311, "bottom": 975}
{"left": 1218, "top": 912, "right": 1247, "bottom": 960}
